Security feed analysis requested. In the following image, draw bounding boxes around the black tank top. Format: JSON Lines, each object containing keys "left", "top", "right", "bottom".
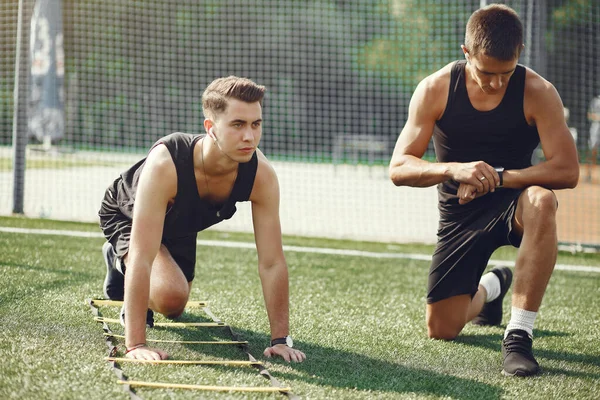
{"left": 115, "top": 132, "right": 258, "bottom": 239}
{"left": 433, "top": 60, "right": 539, "bottom": 211}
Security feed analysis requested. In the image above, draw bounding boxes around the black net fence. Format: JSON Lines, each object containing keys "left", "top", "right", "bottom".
{"left": 1, "top": 0, "right": 598, "bottom": 246}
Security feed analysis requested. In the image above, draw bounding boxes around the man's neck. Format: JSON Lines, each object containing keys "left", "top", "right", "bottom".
{"left": 197, "top": 137, "right": 239, "bottom": 177}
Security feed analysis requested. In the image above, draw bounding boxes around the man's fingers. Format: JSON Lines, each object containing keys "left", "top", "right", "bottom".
{"left": 290, "top": 349, "right": 306, "bottom": 363}
{"left": 263, "top": 346, "right": 306, "bottom": 363}
{"left": 126, "top": 347, "right": 169, "bottom": 361}
{"left": 470, "top": 171, "right": 486, "bottom": 192}
{"left": 478, "top": 166, "right": 498, "bottom": 192}
{"left": 289, "top": 351, "right": 299, "bottom": 363}
{"left": 271, "top": 346, "right": 291, "bottom": 362}
{"left": 298, "top": 350, "right": 306, "bottom": 362}
{"left": 487, "top": 164, "right": 501, "bottom": 186}
{"left": 158, "top": 349, "right": 169, "bottom": 360}
{"left": 480, "top": 174, "right": 489, "bottom": 191}
{"left": 462, "top": 162, "right": 497, "bottom": 192}
{"left": 484, "top": 169, "right": 496, "bottom": 191}
{"left": 263, "top": 347, "right": 273, "bottom": 358}
{"left": 475, "top": 172, "right": 492, "bottom": 192}
{"left": 458, "top": 183, "right": 478, "bottom": 205}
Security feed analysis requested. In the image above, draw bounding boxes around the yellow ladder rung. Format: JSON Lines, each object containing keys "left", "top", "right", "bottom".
{"left": 103, "top": 333, "right": 246, "bottom": 344}
{"left": 118, "top": 379, "right": 290, "bottom": 392}
{"left": 106, "top": 357, "right": 261, "bottom": 366}
{"left": 89, "top": 299, "right": 208, "bottom": 308}
{"left": 94, "top": 317, "right": 224, "bottom": 327}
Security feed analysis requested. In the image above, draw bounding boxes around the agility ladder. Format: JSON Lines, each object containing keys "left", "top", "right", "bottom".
{"left": 87, "top": 298, "right": 299, "bottom": 399}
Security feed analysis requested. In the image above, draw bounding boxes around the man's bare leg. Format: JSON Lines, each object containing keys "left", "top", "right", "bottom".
{"left": 147, "top": 245, "right": 192, "bottom": 318}
{"left": 511, "top": 186, "right": 557, "bottom": 316}
{"left": 426, "top": 291, "right": 486, "bottom": 340}
{"left": 502, "top": 185, "right": 557, "bottom": 377}
{"left": 123, "top": 244, "right": 191, "bottom": 319}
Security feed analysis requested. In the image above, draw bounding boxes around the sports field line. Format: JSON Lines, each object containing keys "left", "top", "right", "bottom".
{"left": 1, "top": 226, "right": 599, "bottom": 274}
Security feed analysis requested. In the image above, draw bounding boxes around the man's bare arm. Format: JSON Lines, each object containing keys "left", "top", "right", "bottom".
{"left": 124, "top": 145, "right": 176, "bottom": 359}
{"left": 502, "top": 72, "right": 579, "bottom": 190}
{"left": 250, "top": 151, "right": 305, "bottom": 363}
{"left": 389, "top": 69, "right": 499, "bottom": 191}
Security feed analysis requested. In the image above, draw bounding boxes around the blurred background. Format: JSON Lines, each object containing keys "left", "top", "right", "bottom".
{"left": 1, "top": 0, "right": 598, "bottom": 248}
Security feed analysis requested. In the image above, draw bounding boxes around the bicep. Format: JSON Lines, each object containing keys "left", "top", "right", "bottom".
{"left": 129, "top": 151, "right": 176, "bottom": 264}
{"left": 531, "top": 86, "right": 577, "bottom": 162}
{"left": 391, "top": 81, "right": 440, "bottom": 163}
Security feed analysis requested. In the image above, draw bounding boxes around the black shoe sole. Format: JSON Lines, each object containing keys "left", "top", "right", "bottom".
{"left": 502, "top": 367, "right": 540, "bottom": 377}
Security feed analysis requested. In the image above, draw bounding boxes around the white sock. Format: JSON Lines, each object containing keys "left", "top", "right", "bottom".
{"left": 505, "top": 307, "right": 537, "bottom": 338}
{"left": 479, "top": 271, "right": 501, "bottom": 302}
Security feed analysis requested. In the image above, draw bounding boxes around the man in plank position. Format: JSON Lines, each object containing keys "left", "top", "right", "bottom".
{"left": 99, "top": 76, "right": 305, "bottom": 363}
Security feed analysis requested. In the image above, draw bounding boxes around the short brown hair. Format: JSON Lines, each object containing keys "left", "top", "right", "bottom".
{"left": 464, "top": 4, "right": 523, "bottom": 61}
{"left": 202, "top": 76, "right": 266, "bottom": 120}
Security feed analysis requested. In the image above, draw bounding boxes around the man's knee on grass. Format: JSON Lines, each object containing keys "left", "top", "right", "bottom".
{"left": 427, "top": 295, "right": 474, "bottom": 340}
{"left": 427, "top": 311, "right": 466, "bottom": 340}
{"left": 427, "top": 320, "right": 463, "bottom": 340}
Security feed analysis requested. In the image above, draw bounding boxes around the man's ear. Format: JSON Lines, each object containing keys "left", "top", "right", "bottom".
{"left": 461, "top": 44, "right": 469, "bottom": 58}
{"left": 461, "top": 45, "right": 472, "bottom": 65}
{"left": 203, "top": 118, "right": 214, "bottom": 135}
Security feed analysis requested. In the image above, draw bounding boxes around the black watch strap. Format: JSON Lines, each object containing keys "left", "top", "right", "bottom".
{"left": 270, "top": 336, "right": 293, "bottom": 348}
{"left": 270, "top": 338, "right": 287, "bottom": 346}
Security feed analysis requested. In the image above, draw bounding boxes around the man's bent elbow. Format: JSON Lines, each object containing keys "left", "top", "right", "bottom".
{"left": 564, "top": 164, "right": 580, "bottom": 188}
{"left": 389, "top": 160, "right": 410, "bottom": 186}
{"left": 389, "top": 168, "right": 403, "bottom": 186}
{"left": 390, "top": 170, "right": 412, "bottom": 187}
{"left": 547, "top": 161, "right": 580, "bottom": 189}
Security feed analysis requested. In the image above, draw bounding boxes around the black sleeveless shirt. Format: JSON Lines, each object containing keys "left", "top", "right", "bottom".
{"left": 433, "top": 60, "right": 539, "bottom": 212}
{"left": 114, "top": 132, "right": 258, "bottom": 239}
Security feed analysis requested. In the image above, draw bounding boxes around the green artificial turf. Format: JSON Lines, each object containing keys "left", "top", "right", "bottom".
{"left": 0, "top": 216, "right": 599, "bottom": 399}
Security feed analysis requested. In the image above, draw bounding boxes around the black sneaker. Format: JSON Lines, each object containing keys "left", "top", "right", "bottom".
{"left": 502, "top": 329, "right": 540, "bottom": 376}
{"left": 102, "top": 242, "right": 124, "bottom": 301}
{"left": 472, "top": 266, "right": 513, "bottom": 326}
{"left": 120, "top": 305, "right": 155, "bottom": 328}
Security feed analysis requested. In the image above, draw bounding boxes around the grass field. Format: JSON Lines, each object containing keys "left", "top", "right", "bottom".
{"left": 0, "top": 216, "right": 599, "bottom": 399}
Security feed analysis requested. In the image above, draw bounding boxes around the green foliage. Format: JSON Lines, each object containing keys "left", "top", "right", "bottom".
{"left": 1, "top": 0, "right": 598, "bottom": 159}
{"left": 356, "top": 1, "right": 469, "bottom": 87}
{"left": 552, "top": 0, "right": 597, "bottom": 28}
{"left": 56, "top": 0, "right": 475, "bottom": 152}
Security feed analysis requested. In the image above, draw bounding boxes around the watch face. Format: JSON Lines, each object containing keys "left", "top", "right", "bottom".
{"left": 285, "top": 336, "right": 294, "bottom": 348}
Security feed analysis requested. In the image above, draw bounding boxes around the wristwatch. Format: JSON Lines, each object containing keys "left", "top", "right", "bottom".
{"left": 270, "top": 335, "right": 293, "bottom": 348}
{"left": 494, "top": 167, "right": 505, "bottom": 187}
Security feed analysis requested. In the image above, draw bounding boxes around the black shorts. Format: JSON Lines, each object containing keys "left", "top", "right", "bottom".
{"left": 98, "top": 179, "right": 197, "bottom": 282}
{"left": 427, "top": 189, "right": 523, "bottom": 304}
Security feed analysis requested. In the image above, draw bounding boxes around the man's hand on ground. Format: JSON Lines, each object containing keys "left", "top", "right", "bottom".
{"left": 125, "top": 345, "right": 168, "bottom": 361}
{"left": 264, "top": 344, "right": 306, "bottom": 363}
